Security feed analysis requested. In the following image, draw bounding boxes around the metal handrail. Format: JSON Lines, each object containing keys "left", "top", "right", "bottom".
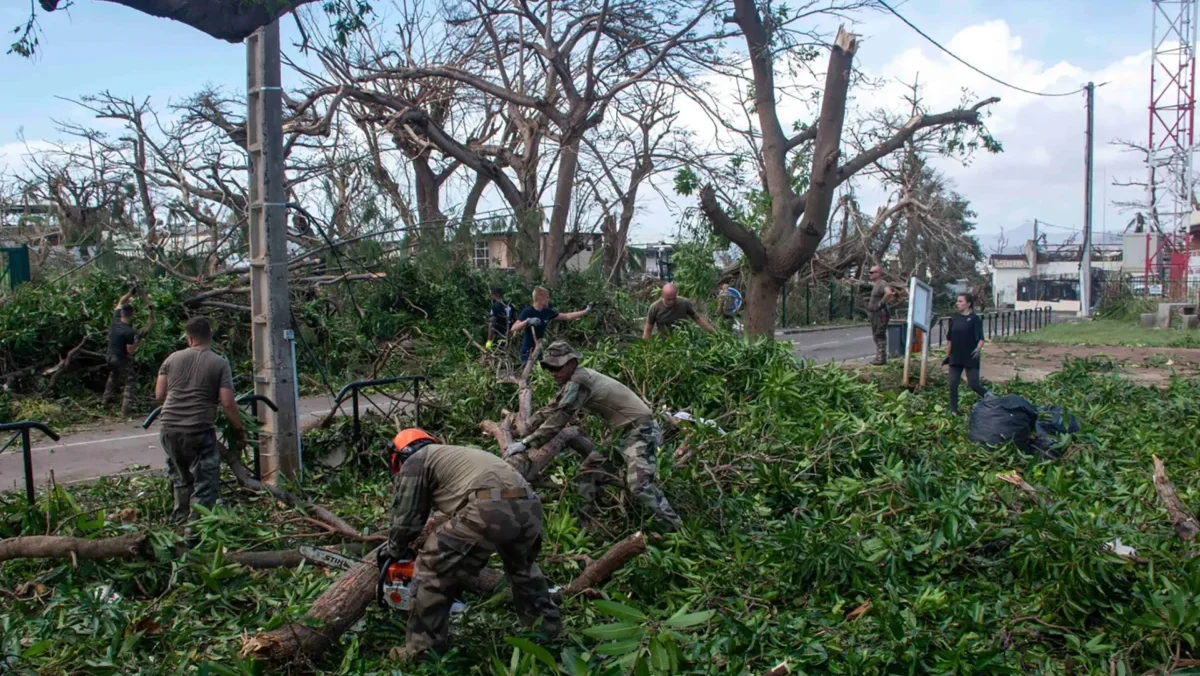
{"left": 334, "top": 376, "right": 427, "bottom": 444}
{"left": 0, "top": 420, "right": 62, "bottom": 504}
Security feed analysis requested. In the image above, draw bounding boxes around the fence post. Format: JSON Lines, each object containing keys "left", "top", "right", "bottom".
{"left": 21, "top": 428, "right": 33, "bottom": 504}
{"left": 805, "top": 283, "right": 811, "bottom": 325}
{"left": 351, "top": 389, "right": 360, "bottom": 439}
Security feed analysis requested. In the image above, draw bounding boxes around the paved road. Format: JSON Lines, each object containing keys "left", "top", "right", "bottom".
{"left": 0, "top": 395, "right": 368, "bottom": 491}
{"left": 778, "top": 324, "right": 875, "bottom": 363}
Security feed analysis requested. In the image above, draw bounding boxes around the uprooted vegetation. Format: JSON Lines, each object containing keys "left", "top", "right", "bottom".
{"left": 2, "top": 321, "right": 1200, "bottom": 674}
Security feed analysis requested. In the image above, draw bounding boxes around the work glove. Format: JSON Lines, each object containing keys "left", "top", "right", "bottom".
{"left": 971, "top": 346, "right": 982, "bottom": 360}
{"left": 526, "top": 317, "right": 544, "bottom": 327}
{"left": 230, "top": 427, "right": 247, "bottom": 451}
{"left": 941, "top": 355, "right": 950, "bottom": 367}
{"left": 584, "top": 304, "right": 592, "bottom": 313}
{"left": 376, "top": 547, "right": 395, "bottom": 572}
{"left": 504, "top": 441, "right": 528, "bottom": 458}
{"left": 485, "top": 340, "right": 493, "bottom": 350}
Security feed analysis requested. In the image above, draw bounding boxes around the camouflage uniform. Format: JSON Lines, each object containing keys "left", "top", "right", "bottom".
{"left": 102, "top": 357, "right": 137, "bottom": 415}
{"left": 159, "top": 429, "right": 221, "bottom": 524}
{"left": 867, "top": 280, "right": 891, "bottom": 365}
{"left": 386, "top": 444, "right": 560, "bottom": 655}
{"left": 523, "top": 342, "right": 682, "bottom": 531}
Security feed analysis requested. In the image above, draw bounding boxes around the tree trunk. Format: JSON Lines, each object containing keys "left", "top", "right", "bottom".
{"left": 0, "top": 533, "right": 148, "bottom": 563}
{"left": 544, "top": 136, "right": 582, "bottom": 285}
{"left": 743, "top": 272, "right": 783, "bottom": 337}
{"left": 413, "top": 154, "right": 447, "bottom": 249}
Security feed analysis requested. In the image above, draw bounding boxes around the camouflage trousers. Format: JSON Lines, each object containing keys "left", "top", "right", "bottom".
{"left": 102, "top": 357, "right": 136, "bottom": 415}
{"left": 870, "top": 311, "right": 889, "bottom": 364}
{"left": 407, "top": 496, "right": 560, "bottom": 655}
{"left": 577, "top": 419, "right": 682, "bottom": 530}
{"left": 159, "top": 428, "right": 221, "bottom": 526}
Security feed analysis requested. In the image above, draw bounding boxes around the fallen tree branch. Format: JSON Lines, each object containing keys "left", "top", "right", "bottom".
{"left": 225, "top": 549, "right": 306, "bottom": 570}
{"left": 44, "top": 332, "right": 93, "bottom": 392}
{"left": 220, "top": 442, "right": 383, "bottom": 544}
{"left": 0, "top": 532, "right": 148, "bottom": 563}
{"left": 1152, "top": 455, "right": 1200, "bottom": 542}
{"left": 481, "top": 421, "right": 597, "bottom": 482}
{"left": 199, "top": 300, "right": 253, "bottom": 313}
{"left": 997, "top": 471, "right": 1042, "bottom": 503}
{"left": 560, "top": 531, "right": 646, "bottom": 596}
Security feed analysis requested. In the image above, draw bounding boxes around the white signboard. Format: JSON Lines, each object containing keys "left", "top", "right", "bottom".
{"left": 908, "top": 278, "right": 934, "bottom": 331}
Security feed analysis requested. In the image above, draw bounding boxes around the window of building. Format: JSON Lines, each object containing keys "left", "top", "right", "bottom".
{"left": 473, "top": 240, "right": 489, "bottom": 269}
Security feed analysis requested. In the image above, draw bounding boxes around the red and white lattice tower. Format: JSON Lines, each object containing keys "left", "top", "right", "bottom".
{"left": 1149, "top": 0, "right": 1199, "bottom": 239}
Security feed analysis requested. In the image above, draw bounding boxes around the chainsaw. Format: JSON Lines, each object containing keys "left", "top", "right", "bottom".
{"left": 298, "top": 546, "right": 467, "bottom": 614}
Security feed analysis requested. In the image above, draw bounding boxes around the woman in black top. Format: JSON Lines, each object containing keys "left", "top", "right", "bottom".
{"left": 944, "top": 293, "right": 987, "bottom": 415}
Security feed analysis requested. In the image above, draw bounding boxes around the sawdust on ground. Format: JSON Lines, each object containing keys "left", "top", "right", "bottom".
{"left": 982, "top": 344, "right": 1200, "bottom": 386}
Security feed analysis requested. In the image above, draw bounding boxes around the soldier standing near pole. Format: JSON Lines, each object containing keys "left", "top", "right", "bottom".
{"left": 155, "top": 317, "right": 246, "bottom": 545}
{"left": 867, "top": 265, "right": 896, "bottom": 366}
{"left": 504, "top": 341, "right": 683, "bottom": 531}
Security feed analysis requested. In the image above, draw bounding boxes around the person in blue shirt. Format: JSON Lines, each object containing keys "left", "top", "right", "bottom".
{"left": 510, "top": 286, "right": 590, "bottom": 363}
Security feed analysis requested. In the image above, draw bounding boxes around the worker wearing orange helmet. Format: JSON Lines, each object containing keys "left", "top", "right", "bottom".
{"left": 381, "top": 428, "right": 560, "bottom": 662}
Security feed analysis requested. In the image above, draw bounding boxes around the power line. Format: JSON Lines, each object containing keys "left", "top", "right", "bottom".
{"left": 876, "top": 0, "right": 1092, "bottom": 98}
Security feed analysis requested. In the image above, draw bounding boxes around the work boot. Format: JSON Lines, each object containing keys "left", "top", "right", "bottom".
{"left": 871, "top": 346, "right": 887, "bottom": 366}
{"left": 388, "top": 645, "right": 426, "bottom": 664}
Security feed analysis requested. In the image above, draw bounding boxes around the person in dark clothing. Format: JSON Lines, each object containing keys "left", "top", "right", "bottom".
{"left": 103, "top": 289, "right": 139, "bottom": 415}
{"left": 944, "top": 293, "right": 987, "bottom": 415}
{"left": 510, "top": 286, "right": 589, "bottom": 363}
{"left": 487, "top": 287, "right": 514, "bottom": 350}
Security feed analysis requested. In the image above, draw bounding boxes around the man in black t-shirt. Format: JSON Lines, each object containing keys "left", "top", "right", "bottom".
{"left": 510, "top": 286, "right": 590, "bottom": 364}
{"left": 487, "top": 287, "right": 514, "bottom": 349}
{"left": 103, "top": 289, "right": 139, "bottom": 415}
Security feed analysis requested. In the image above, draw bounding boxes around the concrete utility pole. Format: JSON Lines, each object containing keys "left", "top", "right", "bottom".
{"left": 1080, "top": 82, "right": 1095, "bottom": 318}
{"left": 246, "top": 22, "right": 300, "bottom": 481}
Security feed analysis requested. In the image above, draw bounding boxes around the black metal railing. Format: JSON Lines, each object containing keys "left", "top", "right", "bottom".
{"left": 931, "top": 307, "right": 1053, "bottom": 347}
{"left": 0, "top": 420, "right": 61, "bottom": 503}
{"left": 333, "top": 376, "right": 427, "bottom": 448}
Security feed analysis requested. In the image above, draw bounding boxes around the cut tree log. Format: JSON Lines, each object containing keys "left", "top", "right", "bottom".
{"left": 1152, "top": 455, "right": 1200, "bottom": 542}
{"left": 0, "top": 532, "right": 148, "bottom": 563}
{"left": 241, "top": 529, "right": 647, "bottom": 664}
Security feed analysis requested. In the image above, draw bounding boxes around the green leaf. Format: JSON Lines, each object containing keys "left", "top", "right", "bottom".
{"left": 583, "top": 622, "right": 645, "bottom": 642}
{"left": 22, "top": 639, "right": 53, "bottom": 659}
{"left": 594, "top": 638, "right": 643, "bottom": 657}
{"left": 504, "top": 637, "right": 556, "bottom": 671}
{"left": 664, "top": 609, "right": 714, "bottom": 629}
{"left": 648, "top": 637, "right": 670, "bottom": 674}
{"left": 594, "top": 600, "right": 647, "bottom": 622}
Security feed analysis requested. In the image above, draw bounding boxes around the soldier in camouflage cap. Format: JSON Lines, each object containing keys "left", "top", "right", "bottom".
{"left": 382, "top": 429, "right": 560, "bottom": 662}
{"left": 505, "top": 341, "right": 683, "bottom": 531}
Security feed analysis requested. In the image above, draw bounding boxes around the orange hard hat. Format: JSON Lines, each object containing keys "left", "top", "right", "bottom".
{"left": 393, "top": 428, "right": 435, "bottom": 454}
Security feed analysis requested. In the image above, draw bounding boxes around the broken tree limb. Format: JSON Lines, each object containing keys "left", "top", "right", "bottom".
{"left": 481, "top": 421, "right": 597, "bottom": 482}
{"left": 44, "top": 332, "right": 93, "bottom": 392}
{"left": 1152, "top": 455, "right": 1200, "bottom": 542}
{"left": 997, "top": 471, "right": 1042, "bottom": 503}
{"left": 0, "top": 532, "right": 148, "bottom": 563}
{"left": 561, "top": 531, "right": 646, "bottom": 596}
{"left": 225, "top": 549, "right": 306, "bottom": 570}
{"left": 219, "top": 442, "right": 384, "bottom": 544}
{"left": 515, "top": 338, "right": 544, "bottom": 436}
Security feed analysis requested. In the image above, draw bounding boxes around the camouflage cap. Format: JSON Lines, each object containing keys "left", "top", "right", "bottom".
{"left": 540, "top": 340, "right": 581, "bottom": 368}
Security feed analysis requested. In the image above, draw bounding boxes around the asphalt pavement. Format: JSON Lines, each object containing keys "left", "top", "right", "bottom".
{"left": 778, "top": 324, "right": 875, "bottom": 363}
{"left": 0, "top": 395, "right": 349, "bottom": 491}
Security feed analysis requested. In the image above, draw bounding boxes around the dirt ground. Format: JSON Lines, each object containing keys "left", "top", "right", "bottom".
{"left": 982, "top": 344, "right": 1200, "bottom": 386}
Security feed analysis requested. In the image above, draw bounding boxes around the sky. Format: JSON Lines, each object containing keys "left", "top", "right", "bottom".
{"left": 0, "top": 0, "right": 1166, "bottom": 253}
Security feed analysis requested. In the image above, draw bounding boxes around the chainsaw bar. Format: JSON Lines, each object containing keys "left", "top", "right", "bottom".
{"left": 299, "top": 546, "right": 360, "bottom": 571}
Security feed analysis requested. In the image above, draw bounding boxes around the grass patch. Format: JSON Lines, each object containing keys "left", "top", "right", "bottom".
{"left": 999, "top": 319, "right": 1200, "bottom": 348}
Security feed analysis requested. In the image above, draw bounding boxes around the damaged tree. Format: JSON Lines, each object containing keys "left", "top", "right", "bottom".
{"left": 689, "top": 5, "right": 998, "bottom": 337}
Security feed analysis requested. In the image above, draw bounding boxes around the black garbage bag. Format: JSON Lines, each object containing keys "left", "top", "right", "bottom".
{"left": 968, "top": 393, "right": 1038, "bottom": 453}
{"left": 1029, "top": 405, "right": 1081, "bottom": 458}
